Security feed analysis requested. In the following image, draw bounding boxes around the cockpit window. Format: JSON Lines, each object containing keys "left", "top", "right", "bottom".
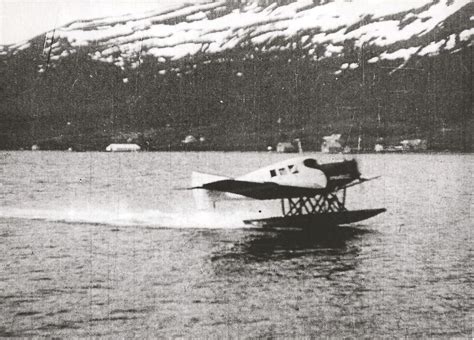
{"left": 303, "top": 158, "right": 320, "bottom": 169}
{"left": 270, "top": 169, "right": 277, "bottom": 177}
{"left": 289, "top": 165, "right": 299, "bottom": 174}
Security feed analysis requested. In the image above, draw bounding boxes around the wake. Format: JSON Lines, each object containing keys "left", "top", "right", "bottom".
{"left": 0, "top": 207, "right": 253, "bottom": 229}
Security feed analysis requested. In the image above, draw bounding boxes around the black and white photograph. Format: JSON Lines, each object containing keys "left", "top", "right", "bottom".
{"left": 0, "top": 0, "right": 472, "bottom": 337}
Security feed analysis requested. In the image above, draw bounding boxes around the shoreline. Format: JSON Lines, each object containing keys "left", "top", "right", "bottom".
{"left": 1, "top": 149, "right": 472, "bottom": 155}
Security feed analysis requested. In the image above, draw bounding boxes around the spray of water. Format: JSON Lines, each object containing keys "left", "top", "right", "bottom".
{"left": 0, "top": 206, "right": 254, "bottom": 229}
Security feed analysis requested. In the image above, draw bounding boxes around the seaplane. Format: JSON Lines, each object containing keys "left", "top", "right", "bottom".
{"left": 190, "top": 157, "right": 385, "bottom": 228}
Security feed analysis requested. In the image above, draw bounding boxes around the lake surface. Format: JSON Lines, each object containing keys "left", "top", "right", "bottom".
{"left": 0, "top": 151, "right": 472, "bottom": 337}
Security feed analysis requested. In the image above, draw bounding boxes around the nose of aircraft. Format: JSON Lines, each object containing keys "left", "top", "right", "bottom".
{"left": 337, "top": 158, "right": 361, "bottom": 180}
{"left": 320, "top": 158, "right": 361, "bottom": 185}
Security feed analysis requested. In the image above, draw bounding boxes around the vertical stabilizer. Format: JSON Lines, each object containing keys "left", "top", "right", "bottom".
{"left": 191, "top": 172, "right": 229, "bottom": 210}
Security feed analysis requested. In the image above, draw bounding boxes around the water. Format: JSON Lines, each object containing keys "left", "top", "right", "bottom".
{"left": 0, "top": 151, "right": 472, "bottom": 337}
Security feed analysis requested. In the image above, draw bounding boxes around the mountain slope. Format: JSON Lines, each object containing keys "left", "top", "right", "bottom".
{"left": 0, "top": 0, "right": 472, "bottom": 151}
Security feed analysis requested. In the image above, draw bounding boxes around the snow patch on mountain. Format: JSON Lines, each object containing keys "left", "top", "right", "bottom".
{"left": 459, "top": 27, "right": 474, "bottom": 42}
{"left": 418, "top": 40, "right": 445, "bottom": 56}
{"left": 4, "top": 0, "right": 472, "bottom": 73}
{"left": 380, "top": 47, "right": 421, "bottom": 61}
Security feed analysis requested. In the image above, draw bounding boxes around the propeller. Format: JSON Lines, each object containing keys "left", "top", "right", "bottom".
{"left": 354, "top": 156, "right": 362, "bottom": 179}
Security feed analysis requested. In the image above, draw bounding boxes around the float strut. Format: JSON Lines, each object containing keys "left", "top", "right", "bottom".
{"left": 280, "top": 192, "right": 347, "bottom": 217}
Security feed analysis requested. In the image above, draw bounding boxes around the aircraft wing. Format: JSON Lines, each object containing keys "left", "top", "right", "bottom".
{"left": 193, "top": 179, "right": 323, "bottom": 200}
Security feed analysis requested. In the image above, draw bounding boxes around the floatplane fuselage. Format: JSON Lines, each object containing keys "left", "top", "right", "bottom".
{"left": 190, "top": 156, "right": 385, "bottom": 227}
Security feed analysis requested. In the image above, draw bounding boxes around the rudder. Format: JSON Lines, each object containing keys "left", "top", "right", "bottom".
{"left": 191, "top": 172, "right": 229, "bottom": 210}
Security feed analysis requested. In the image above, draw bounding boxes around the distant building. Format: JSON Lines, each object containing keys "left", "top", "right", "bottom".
{"left": 276, "top": 142, "right": 296, "bottom": 153}
{"left": 276, "top": 139, "right": 303, "bottom": 153}
{"left": 321, "top": 134, "right": 343, "bottom": 153}
{"left": 400, "top": 139, "right": 427, "bottom": 151}
{"left": 374, "top": 144, "right": 384, "bottom": 152}
{"left": 105, "top": 143, "right": 141, "bottom": 152}
{"left": 182, "top": 135, "right": 198, "bottom": 144}
{"left": 385, "top": 145, "right": 404, "bottom": 152}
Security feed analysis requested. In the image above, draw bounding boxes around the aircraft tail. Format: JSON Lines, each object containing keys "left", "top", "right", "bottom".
{"left": 191, "top": 171, "right": 229, "bottom": 210}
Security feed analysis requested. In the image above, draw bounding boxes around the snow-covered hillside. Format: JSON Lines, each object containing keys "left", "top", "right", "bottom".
{"left": 3, "top": 0, "right": 473, "bottom": 74}
{"left": 0, "top": 0, "right": 472, "bottom": 151}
